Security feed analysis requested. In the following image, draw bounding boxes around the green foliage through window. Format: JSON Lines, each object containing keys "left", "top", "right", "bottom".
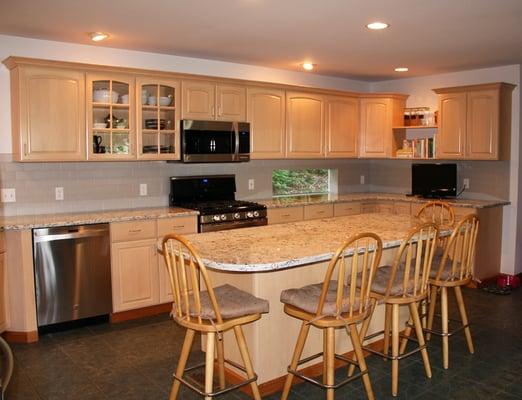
{"left": 272, "top": 169, "right": 330, "bottom": 196}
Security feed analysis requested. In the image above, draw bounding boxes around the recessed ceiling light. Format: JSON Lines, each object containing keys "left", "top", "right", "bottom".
{"left": 301, "top": 63, "right": 315, "bottom": 71}
{"left": 90, "top": 32, "right": 109, "bottom": 42}
{"left": 366, "top": 22, "right": 389, "bottom": 30}
{"left": 394, "top": 67, "right": 409, "bottom": 72}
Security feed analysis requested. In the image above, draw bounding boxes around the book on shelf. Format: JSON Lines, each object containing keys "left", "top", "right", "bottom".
{"left": 398, "top": 138, "right": 436, "bottom": 159}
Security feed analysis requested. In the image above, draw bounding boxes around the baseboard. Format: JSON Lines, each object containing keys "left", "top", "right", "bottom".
{"left": 2, "top": 330, "right": 39, "bottom": 343}
{"left": 223, "top": 336, "right": 387, "bottom": 397}
{"left": 110, "top": 303, "right": 172, "bottom": 323}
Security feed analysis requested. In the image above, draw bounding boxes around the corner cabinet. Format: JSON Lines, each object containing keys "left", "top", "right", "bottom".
{"left": 7, "top": 64, "right": 86, "bottom": 161}
{"left": 286, "top": 92, "right": 325, "bottom": 158}
{"left": 325, "top": 96, "right": 359, "bottom": 158}
{"left": 359, "top": 95, "right": 407, "bottom": 158}
{"left": 0, "top": 232, "right": 8, "bottom": 333}
{"left": 247, "top": 87, "right": 286, "bottom": 159}
{"left": 136, "top": 77, "right": 181, "bottom": 160}
{"left": 434, "top": 83, "right": 515, "bottom": 160}
{"left": 182, "top": 80, "right": 246, "bottom": 121}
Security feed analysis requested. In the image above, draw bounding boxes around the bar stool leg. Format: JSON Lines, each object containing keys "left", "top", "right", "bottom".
{"left": 326, "top": 327, "right": 335, "bottom": 400}
{"left": 281, "top": 323, "right": 311, "bottom": 400}
{"left": 349, "top": 324, "right": 375, "bottom": 400}
{"left": 391, "top": 304, "right": 399, "bottom": 397}
{"left": 204, "top": 332, "right": 216, "bottom": 400}
{"left": 399, "top": 316, "right": 413, "bottom": 355}
{"left": 169, "top": 328, "right": 195, "bottom": 400}
{"left": 348, "top": 298, "right": 376, "bottom": 377}
{"left": 233, "top": 326, "right": 262, "bottom": 400}
{"left": 216, "top": 335, "right": 226, "bottom": 390}
{"left": 384, "top": 304, "right": 392, "bottom": 359}
{"left": 426, "top": 286, "right": 438, "bottom": 341}
{"left": 454, "top": 286, "right": 474, "bottom": 354}
{"left": 441, "top": 287, "right": 449, "bottom": 369}
{"left": 409, "top": 302, "right": 432, "bottom": 378}
{"left": 323, "top": 332, "right": 328, "bottom": 384}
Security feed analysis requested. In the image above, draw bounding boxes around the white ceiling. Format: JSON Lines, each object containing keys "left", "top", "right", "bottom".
{"left": 0, "top": 0, "right": 521, "bottom": 81}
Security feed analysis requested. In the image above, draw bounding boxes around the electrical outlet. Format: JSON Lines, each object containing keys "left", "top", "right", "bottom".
{"left": 248, "top": 179, "right": 255, "bottom": 190}
{"left": 463, "top": 178, "right": 470, "bottom": 189}
{"left": 1, "top": 188, "right": 16, "bottom": 203}
{"left": 55, "top": 187, "right": 64, "bottom": 201}
{"left": 360, "top": 175, "right": 365, "bottom": 185}
{"left": 139, "top": 183, "right": 148, "bottom": 196}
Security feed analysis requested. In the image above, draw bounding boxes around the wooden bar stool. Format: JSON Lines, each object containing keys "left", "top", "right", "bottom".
{"left": 280, "top": 233, "right": 383, "bottom": 400}
{"left": 425, "top": 214, "right": 479, "bottom": 369}
{"left": 161, "top": 234, "right": 269, "bottom": 400}
{"left": 349, "top": 222, "right": 439, "bottom": 397}
{"left": 416, "top": 200, "right": 455, "bottom": 229}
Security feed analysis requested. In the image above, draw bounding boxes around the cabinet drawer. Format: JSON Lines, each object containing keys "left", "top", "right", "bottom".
{"left": 361, "top": 202, "right": 377, "bottom": 213}
{"left": 268, "top": 207, "right": 304, "bottom": 224}
{"left": 334, "top": 202, "right": 361, "bottom": 217}
{"left": 304, "top": 204, "right": 334, "bottom": 220}
{"left": 157, "top": 216, "right": 198, "bottom": 237}
{"left": 0, "top": 232, "right": 5, "bottom": 253}
{"left": 394, "top": 202, "right": 411, "bottom": 215}
{"left": 111, "top": 220, "right": 157, "bottom": 242}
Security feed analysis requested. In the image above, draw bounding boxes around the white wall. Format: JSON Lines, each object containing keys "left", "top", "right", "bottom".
{"left": 371, "top": 65, "right": 521, "bottom": 276}
{"left": 0, "top": 34, "right": 369, "bottom": 154}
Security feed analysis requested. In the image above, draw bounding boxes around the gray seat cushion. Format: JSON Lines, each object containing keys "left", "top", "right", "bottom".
{"left": 429, "top": 248, "right": 460, "bottom": 280}
{"left": 280, "top": 281, "right": 359, "bottom": 315}
{"left": 368, "top": 265, "right": 418, "bottom": 296}
{"left": 189, "top": 284, "right": 269, "bottom": 320}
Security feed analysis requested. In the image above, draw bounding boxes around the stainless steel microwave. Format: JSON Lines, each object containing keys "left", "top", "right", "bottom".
{"left": 181, "top": 120, "right": 250, "bottom": 163}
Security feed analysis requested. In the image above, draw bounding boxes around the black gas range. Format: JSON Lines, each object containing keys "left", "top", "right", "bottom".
{"left": 169, "top": 175, "right": 267, "bottom": 233}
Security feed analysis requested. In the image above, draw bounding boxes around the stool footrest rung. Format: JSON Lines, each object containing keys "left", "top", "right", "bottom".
{"left": 424, "top": 323, "right": 469, "bottom": 337}
{"left": 174, "top": 358, "right": 256, "bottom": 398}
{"left": 363, "top": 344, "right": 427, "bottom": 361}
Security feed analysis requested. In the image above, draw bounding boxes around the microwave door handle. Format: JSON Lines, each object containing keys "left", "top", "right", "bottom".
{"left": 234, "top": 122, "right": 240, "bottom": 161}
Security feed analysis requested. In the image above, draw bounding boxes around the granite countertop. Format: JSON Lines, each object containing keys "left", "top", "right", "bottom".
{"left": 258, "top": 193, "right": 509, "bottom": 209}
{"left": 185, "top": 213, "right": 448, "bottom": 272}
{"left": 0, "top": 207, "right": 198, "bottom": 230}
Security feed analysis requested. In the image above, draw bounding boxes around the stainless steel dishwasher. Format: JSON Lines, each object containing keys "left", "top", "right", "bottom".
{"left": 33, "top": 224, "right": 112, "bottom": 327}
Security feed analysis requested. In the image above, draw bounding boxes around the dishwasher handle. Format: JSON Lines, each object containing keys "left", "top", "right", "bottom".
{"left": 34, "top": 229, "right": 109, "bottom": 243}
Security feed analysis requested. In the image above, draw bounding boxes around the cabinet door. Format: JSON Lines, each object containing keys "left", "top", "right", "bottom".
{"left": 466, "top": 90, "right": 499, "bottom": 160}
{"left": 267, "top": 206, "right": 304, "bottom": 224}
{"left": 359, "top": 98, "right": 391, "bottom": 158}
{"left": 111, "top": 239, "right": 159, "bottom": 312}
{"left": 304, "top": 204, "right": 334, "bottom": 220}
{"left": 247, "top": 88, "right": 286, "bottom": 159}
{"left": 17, "top": 66, "right": 86, "bottom": 161}
{"left": 394, "top": 201, "right": 411, "bottom": 215}
{"left": 0, "top": 253, "right": 7, "bottom": 333}
{"left": 334, "top": 202, "right": 361, "bottom": 216}
{"left": 437, "top": 92, "right": 467, "bottom": 159}
{"left": 216, "top": 84, "right": 246, "bottom": 121}
{"left": 286, "top": 92, "right": 325, "bottom": 158}
{"left": 137, "top": 77, "right": 180, "bottom": 160}
{"left": 182, "top": 81, "right": 215, "bottom": 120}
{"left": 325, "top": 96, "right": 359, "bottom": 158}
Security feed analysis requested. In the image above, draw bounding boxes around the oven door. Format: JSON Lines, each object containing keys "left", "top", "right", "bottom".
{"left": 182, "top": 120, "right": 244, "bottom": 163}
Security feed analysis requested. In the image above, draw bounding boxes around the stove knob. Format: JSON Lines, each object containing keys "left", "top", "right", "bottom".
{"left": 234, "top": 213, "right": 241, "bottom": 219}
{"left": 213, "top": 215, "right": 221, "bottom": 222}
{"left": 247, "top": 211, "right": 254, "bottom": 218}
{"left": 220, "top": 214, "right": 227, "bottom": 221}
{"left": 253, "top": 211, "right": 260, "bottom": 217}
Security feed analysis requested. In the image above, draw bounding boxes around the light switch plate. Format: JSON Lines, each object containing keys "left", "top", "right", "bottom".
{"left": 248, "top": 179, "right": 255, "bottom": 190}
{"left": 360, "top": 175, "right": 365, "bottom": 185}
{"left": 55, "top": 187, "right": 64, "bottom": 201}
{"left": 140, "top": 183, "right": 148, "bottom": 196}
{"left": 463, "top": 178, "right": 470, "bottom": 189}
{"left": 1, "top": 188, "right": 16, "bottom": 203}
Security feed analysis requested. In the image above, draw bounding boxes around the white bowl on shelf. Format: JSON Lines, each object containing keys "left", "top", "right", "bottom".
{"left": 93, "top": 122, "right": 107, "bottom": 129}
{"left": 93, "top": 89, "right": 119, "bottom": 104}
{"left": 159, "top": 96, "right": 172, "bottom": 106}
{"left": 120, "top": 94, "right": 129, "bottom": 104}
{"left": 148, "top": 96, "right": 157, "bottom": 106}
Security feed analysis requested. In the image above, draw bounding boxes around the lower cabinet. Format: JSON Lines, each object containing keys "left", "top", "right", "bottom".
{"left": 304, "top": 204, "right": 333, "bottom": 220}
{"left": 0, "top": 251, "right": 8, "bottom": 333}
{"left": 267, "top": 206, "right": 304, "bottom": 224}
{"left": 333, "top": 202, "right": 361, "bottom": 216}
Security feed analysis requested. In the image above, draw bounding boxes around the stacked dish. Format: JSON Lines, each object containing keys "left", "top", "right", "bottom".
{"left": 145, "top": 119, "right": 167, "bottom": 130}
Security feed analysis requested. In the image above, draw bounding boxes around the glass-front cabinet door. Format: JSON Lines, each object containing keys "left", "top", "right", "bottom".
{"left": 137, "top": 78, "right": 180, "bottom": 160}
{"left": 87, "top": 74, "right": 135, "bottom": 160}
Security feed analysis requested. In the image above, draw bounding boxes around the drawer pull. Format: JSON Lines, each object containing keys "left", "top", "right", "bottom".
{"left": 172, "top": 225, "right": 185, "bottom": 229}
{"left": 128, "top": 229, "right": 142, "bottom": 233}
{"left": 317, "top": 211, "right": 325, "bottom": 214}
{"left": 282, "top": 214, "right": 291, "bottom": 217}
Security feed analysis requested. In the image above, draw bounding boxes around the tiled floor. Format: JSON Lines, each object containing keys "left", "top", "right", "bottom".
{"left": 5, "top": 287, "right": 522, "bottom": 399}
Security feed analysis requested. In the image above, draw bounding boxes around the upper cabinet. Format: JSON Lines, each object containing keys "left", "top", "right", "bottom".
{"left": 87, "top": 73, "right": 135, "bottom": 160}
{"left": 247, "top": 87, "right": 286, "bottom": 159}
{"left": 136, "top": 77, "right": 181, "bottom": 160}
{"left": 325, "top": 96, "right": 359, "bottom": 158}
{"left": 286, "top": 92, "right": 325, "bottom": 158}
{"left": 182, "top": 80, "right": 246, "bottom": 121}
{"left": 434, "top": 83, "right": 515, "bottom": 160}
{"left": 359, "top": 96, "right": 407, "bottom": 158}
{"left": 8, "top": 64, "right": 86, "bottom": 161}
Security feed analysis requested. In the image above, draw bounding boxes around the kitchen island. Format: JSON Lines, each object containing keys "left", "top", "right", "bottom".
{"left": 184, "top": 213, "right": 443, "bottom": 390}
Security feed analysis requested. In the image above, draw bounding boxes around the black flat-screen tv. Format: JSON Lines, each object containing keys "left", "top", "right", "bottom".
{"left": 412, "top": 163, "right": 457, "bottom": 198}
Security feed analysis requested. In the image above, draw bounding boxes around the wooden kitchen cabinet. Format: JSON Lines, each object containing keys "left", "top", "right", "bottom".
{"left": 434, "top": 83, "right": 515, "bottom": 160}
{"left": 6, "top": 63, "right": 86, "bottom": 161}
{"left": 394, "top": 201, "right": 412, "bottom": 215}
{"left": 247, "top": 87, "right": 286, "bottom": 159}
{"left": 136, "top": 77, "right": 180, "bottom": 160}
{"left": 304, "top": 204, "right": 334, "bottom": 220}
{"left": 182, "top": 80, "right": 246, "bottom": 121}
{"left": 359, "top": 96, "right": 406, "bottom": 158}
{"left": 0, "top": 253, "right": 7, "bottom": 333}
{"left": 268, "top": 206, "right": 304, "bottom": 224}
{"left": 325, "top": 96, "right": 359, "bottom": 158}
{"left": 286, "top": 92, "right": 325, "bottom": 158}
{"left": 111, "top": 239, "right": 159, "bottom": 312}
{"left": 333, "top": 202, "right": 361, "bottom": 216}
{"left": 87, "top": 73, "right": 136, "bottom": 160}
